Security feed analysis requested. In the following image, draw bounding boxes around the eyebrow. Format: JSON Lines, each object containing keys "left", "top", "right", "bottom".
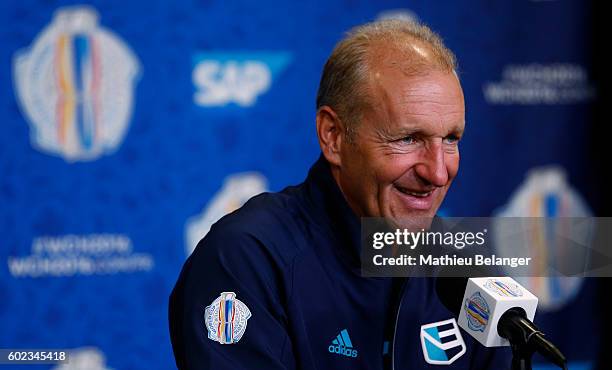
{"left": 449, "top": 123, "right": 465, "bottom": 136}
{"left": 378, "top": 122, "right": 465, "bottom": 140}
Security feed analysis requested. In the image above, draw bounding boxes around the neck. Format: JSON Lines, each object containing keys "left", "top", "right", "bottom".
{"left": 329, "top": 164, "right": 365, "bottom": 218}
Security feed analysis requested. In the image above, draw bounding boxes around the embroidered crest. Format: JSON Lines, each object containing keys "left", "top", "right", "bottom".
{"left": 204, "top": 292, "right": 251, "bottom": 344}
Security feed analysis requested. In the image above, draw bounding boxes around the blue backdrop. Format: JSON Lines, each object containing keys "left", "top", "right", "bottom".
{"left": 0, "top": 1, "right": 599, "bottom": 369}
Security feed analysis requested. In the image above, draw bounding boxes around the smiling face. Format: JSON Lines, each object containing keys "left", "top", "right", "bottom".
{"left": 331, "top": 66, "right": 465, "bottom": 224}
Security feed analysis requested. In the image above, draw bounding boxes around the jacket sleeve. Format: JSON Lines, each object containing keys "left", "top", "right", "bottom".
{"left": 169, "top": 222, "right": 296, "bottom": 370}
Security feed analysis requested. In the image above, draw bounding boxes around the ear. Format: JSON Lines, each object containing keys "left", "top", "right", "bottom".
{"left": 316, "top": 106, "right": 345, "bottom": 167}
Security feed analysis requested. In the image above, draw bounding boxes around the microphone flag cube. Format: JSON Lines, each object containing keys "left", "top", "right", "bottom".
{"left": 457, "top": 277, "right": 538, "bottom": 347}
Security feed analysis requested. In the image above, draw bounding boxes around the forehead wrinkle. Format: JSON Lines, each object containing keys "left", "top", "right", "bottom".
{"left": 396, "top": 91, "right": 464, "bottom": 118}
{"left": 400, "top": 111, "right": 465, "bottom": 132}
{"left": 396, "top": 85, "right": 464, "bottom": 122}
{"left": 366, "top": 56, "right": 464, "bottom": 138}
{"left": 399, "top": 82, "right": 461, "bottom": 98}
{"left": 369, "top": 87, "right": 463, "bottom": 139}
{"left": 397, "top": 97, "right": 463, "bottom": 109}
{"left": 398, "top": 102, "right": 465, "bottom": 116}
{"left": 391, "top": 102, "right": 465, "bottom": 137}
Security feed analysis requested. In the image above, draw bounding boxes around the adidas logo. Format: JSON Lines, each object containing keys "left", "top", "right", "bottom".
{"left": 328, "top": 329, "right": 358, "bottom": 358}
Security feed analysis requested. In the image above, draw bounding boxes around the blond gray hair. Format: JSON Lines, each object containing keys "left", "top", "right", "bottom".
{"left": 316, "top": 19, "right": 459, "bottom": 139}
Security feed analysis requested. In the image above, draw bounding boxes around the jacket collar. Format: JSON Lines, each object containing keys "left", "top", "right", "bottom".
{"left": 302, "top": 154, "right": 362, "bottom": 267}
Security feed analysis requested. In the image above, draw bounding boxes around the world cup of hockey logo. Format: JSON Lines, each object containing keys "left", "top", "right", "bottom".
{"left": 484, "top": 279, "right": 523, "bottom": 297}
{"left": 13, "top": 6, "right": 141, "bottom": 162}
{"left": 204, "top": 292, "right": 252, "bottom": 344}
{"left": 493, "top": 167, "right": 593, "bottom": 310}
{"left": 464, "top": 292, "right": 490, "bottom": 332}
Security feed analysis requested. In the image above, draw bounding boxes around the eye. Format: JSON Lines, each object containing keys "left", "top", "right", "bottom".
{"left": 400, "top": 135, "right": 416, "bottom": 144}
{"left": 444, "top": 135, "right": 460, "bottom": 145}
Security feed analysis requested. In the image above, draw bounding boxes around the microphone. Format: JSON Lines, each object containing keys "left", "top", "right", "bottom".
{"left": 436, "top": 277, "right": 567, "bottom": 369}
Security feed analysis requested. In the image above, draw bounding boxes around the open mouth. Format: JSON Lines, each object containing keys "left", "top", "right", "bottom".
{"left": 393, "top": 185, "right": 436, "bottom": 210}
{"left": 395, "top": 186, "right": 433, "bottom": 198}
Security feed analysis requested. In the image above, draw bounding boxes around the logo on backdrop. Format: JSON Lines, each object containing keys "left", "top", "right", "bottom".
{"left": 420, "top": 318, "right": 466, "bottom": 365}
{"left": 192, "top": 52, "right": 292, "bottom": 107}
{"left": 376, "top": 8, "right": 419, "bottom": 23}
{"left": 52, "top": 347, "right": 112, "bottom": 370}
{"left": 464, "top": 292, "right": 490, "bottom": 332}
{"left": 328, "top": 329, "right": 358, "bottom": 358}
{"left": 185, "top": 172, "right": 268, "bottom": 256}
{"left": 13, "top": 6, "right": 141, "bottom": 162}
{"left": 7, "top": 234, "right": 154, "bottom": 278}
{"left": 483, "top": 63, "right": 595, "bottom": 105}
{"left": 493, "top": 166, "right": 592, "bottom": 310}
{"left": 205, "top": 292, "right": 252, "bottom": 344}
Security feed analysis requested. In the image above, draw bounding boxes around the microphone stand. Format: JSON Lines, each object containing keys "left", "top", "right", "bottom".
{"left": 509, "top": 338, "right": 535, "bottom": 370}
{"left": 498, "top": 308, "right": 567, "bottom": 370}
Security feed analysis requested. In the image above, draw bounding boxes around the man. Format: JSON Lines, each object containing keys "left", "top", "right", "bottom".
{"left": 169, "top": 20, "right": 510, "bottom": 369}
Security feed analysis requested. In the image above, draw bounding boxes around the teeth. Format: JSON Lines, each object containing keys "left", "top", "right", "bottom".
{"left": 397, "top": 187, "right": 431, "bottom": 197}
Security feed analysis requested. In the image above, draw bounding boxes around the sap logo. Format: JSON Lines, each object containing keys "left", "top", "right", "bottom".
{"left": 328, "top": 329, "right": 358, "bottom": 358}
{"left": 193, "top": 52, "right": 291, "bottom": 107}
{"left": 13, "top": 6, "right": 141, "bottom": 162}
{"left": 420, "top": 318, "right": 466, "bottom": 365}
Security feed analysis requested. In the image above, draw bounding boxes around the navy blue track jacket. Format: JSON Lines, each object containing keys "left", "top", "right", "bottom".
{"left": 169, "top": 155, "right": 511, "bottom": 369}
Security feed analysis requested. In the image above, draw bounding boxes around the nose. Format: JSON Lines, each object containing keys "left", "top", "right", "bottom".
{"left": 414, "top": 141, "right": 449, "bottom": 187}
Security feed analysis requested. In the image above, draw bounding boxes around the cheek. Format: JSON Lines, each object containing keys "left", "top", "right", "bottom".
{"left": 377, "top": 155, "right": 418, "bottom": 183}
{"left": 446, "top": 153, "right": 460, "bottom": 181}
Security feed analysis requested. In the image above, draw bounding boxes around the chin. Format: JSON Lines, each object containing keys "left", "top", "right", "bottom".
{"left": 387, "top": 208, "right": 437, "bottom": 230}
